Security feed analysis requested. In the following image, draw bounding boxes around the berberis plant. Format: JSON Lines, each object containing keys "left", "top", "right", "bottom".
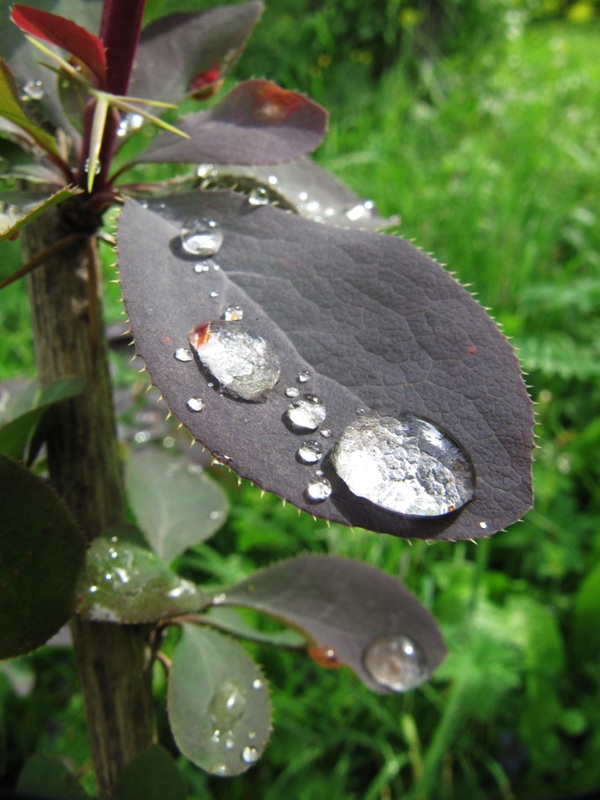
{"left": 0, "top": 0, "right": 534, "bottom": 797}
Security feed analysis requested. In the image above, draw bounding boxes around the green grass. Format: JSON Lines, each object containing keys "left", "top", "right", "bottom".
{"left": 2, "top": 16, "right": 600, "bottom": 800}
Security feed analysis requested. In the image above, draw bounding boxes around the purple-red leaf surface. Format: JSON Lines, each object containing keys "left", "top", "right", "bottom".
{"left": 117, "top": 191, "right": 534, "bottom": 541}
{"left": 130, "top": 1, "right": 264, "bottom": 104}
{"left": 139, "top": 80, "right": 328, "bottom": 166}
{"left": 221, "top": 555, "right": 446, "bottom": 693}
{"left": 11, "top": 4, "right": 107, "bottom": 87}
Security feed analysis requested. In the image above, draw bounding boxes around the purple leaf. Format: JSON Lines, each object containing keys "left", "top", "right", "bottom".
{"left": 220, "top": 555, "right": 446, "bottom": 693}
{"left": 117, "top": 190, "right": 533, "bottom": 541}
{"left": 138, "top": 80, "right": 328, "bottom": 166}
{"left": 130, "top": 2, "right": 264, "bottom": 104}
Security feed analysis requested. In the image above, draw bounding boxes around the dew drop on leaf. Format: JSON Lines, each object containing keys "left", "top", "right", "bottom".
{"left": 174, "top": 347, "right": 193, "bottom": 362}
{"left": 344, "top": 200, "right": 375, "bottom": 223}
{"left": 20, "top": 79, "right": 45, "bottom": 100}
{"left": 223, "top": 305, "right": 244, "bottom": 322}
{"left": 332, "top": 414, "right": 474, "bottom": 517}
{"left": 297, "top": 370, "right": 310, "bottom": 384}
{"left": 117, "top": 112, "right": 144, "bottom": 137}
{"left": 241, "top": 746, "right": 259, "bottom": 764}
{"left": 186, "top": 397, "right": 205, "bottom": 412}
{"left": 363, "top": 634, "right": 430, "bottom": 692}
{"left": 209, "top": 681, "right": 247, "bottom": 730}
{"left": 194, "top": 263, "right": 210, "bottom": 273}
{"left": 285, "top": 386, "right": 300, "bottom": 398}
{"left": 188, "top": 321, "right": 281, "bottom": 402}
{"left": 180, "top": 219, "right": 223, "bottom": 257}
{"left": 84, "top": 157, "right": 101, "bottom": 175}
{"left": 306, "top": 477, "right": 332, "bottom": 502}
{"left": 252, "top": 678, "right": 263, "bottom": 690}
{"left": 296, "top": 440, "right": 323, "bottom": 464}
{"left": 285, "top": 394, "right": 326, "bottom": 432}
{"left": 247, "top": 187, "right": 270, "bottom": 206}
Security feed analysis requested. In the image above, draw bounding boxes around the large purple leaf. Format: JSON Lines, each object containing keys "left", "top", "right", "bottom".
{"left": 138, "top": 80, "right": 328, "bottom": 166}
{"left": 117, "top": 190, "right": 533, "bottom": 541}
{"left": 219, "top": 555, "right": 446, "bottom": 693}
{"left": 130, "top": 2, "right": 264, "bottom": 104}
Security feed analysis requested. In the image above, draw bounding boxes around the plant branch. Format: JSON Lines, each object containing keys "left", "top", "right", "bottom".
{"left": 0, "top": 232, "right": 85, "bottom": 291}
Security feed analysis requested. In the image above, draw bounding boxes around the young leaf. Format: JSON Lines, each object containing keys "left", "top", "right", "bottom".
{"left": 0, "top": 453, "right": 86, "bottom": 659}
{"left": 0, "top": 186, "right": 82, "bottom": 241}
{"left": 116, "top": 744, "right": 187, "bottom": 800}
{"left": 138, "top": 80, "right": 328, "bottom": 166}
{"left": 17, "top": 753, "right": 89, "bottom": 800}
{"left": 11, "top": 4, "right": 107, "bottom": 87}
{"left": 77, "top": 537, "right": 207, "bottom": 623}
{"left": 168, "top": 623, "right": 272, "bottom": 776}
{"left": 117, "top": 191, "right": 534, "bottom": 541}
{"left": 220, "top": 554, "right": 445, "bottom": 693}
{"left": 125, "top": 445, "right": 229, "bottom": 563}
{"left": 130, "top": 1, "right": 264, "bottom": 105}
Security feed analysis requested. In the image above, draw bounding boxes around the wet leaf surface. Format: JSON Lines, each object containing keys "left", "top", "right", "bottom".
{"left": 168, "top": 623, "right": 272, "bottom": 776}
{"left": 0, "top": 453, "right": 85, "bottom": 659}
{"left": 221, "top": 554, "right": 446, "bottom": 693}
{"left": 125, "top": 445, "right": 229, "bottom": 563}
{"left": 117, "top": 190, "right": 533, "bottom": 540}
{"left": 139, "top": 80, "right": 327, "bottom": 166}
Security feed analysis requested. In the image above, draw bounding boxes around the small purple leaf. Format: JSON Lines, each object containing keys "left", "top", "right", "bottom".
{"left": 117, "top": 191, "right": 533, "bottom": 541}
{"left": 221, "top": 555, "right": 446, "bottom": 693}
{"left": 139, "top": 80, "right": 328, "bottom": 166}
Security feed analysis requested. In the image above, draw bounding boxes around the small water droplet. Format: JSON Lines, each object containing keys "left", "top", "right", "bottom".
{"left": 285, "top": 394, "right": 326, "bottom": 432}
{"left": 209, "top": 681, "right": 246, "bottom": 730}
{"left": 479, "top": 521, "right": 488, "bottom": 530}
{"left": 21, "top": 79, "right": 45, "bottom": 100}
{"left": 186, "top": 397, "right": 205, "bottom": 412}
{"left": 297, "top": 440, "right": 323, "bottom": 464}
{"left": 117, "top": 112, "right": 144, "bottom": 137}
{"left": 248, "top": 187, "right": 269, "bottom": 206}
{"left": 242, "top": 746, "right": 259, "bottom": 764}
{"left": 215, "top": 764, "right": 227, "bottom": 775}
{"left": 197, "top": 163, "right": 216, "bottom": 179}
{"left": 320, "top": 429, "right": 332, "bottom": 438}
{"left": 363, "top": 634, "right": 429, "bottom": 692}
{"left": 345, "top": 202, "right": 375, "bottom": 222}
{"left": 297, "top": 371, "right": 310, "bottom": 383}
{"left": 225, "top": 732, "right": 235, "bottom": 749}
{"left": 180, "top": 219, "right": 223, "bottom": 257}
{"left": 209, "top": 290, "right": 219, "bottom": 298}
{"left": 332, "top": 415, "right": 474, "bottom": 517}
{"left": 252, "top": 678, "right": 263, "bottom": 690}
{"left": 188, "top": 321, "right": 281, "bottom": 402}
{"left": 248, "top": 731, "right": 257, "bottom": 740}
{"left": 174, "top": 347, "right": 194, "bottom": 362}
{"left": 267, "top": 175, "right": 278, "bottom": 186}
{"left": 211, "top": 729, "right": 221, "bottom": 743}
{"left": 285, "top": 387, "right": 300, "bottom": 398}
{"left": 213, "top": 592, "right": 227, "bottom": 605}
{"left": 355, "top": 407, "right": 367, "bottom": 415}
{"left": 84, "top": 157, "right": 101, "bottom": 175}
{"left": 223, "top": 305, "right": 244, "bottom": 322}
{"left": 306, "top": 478, "right": 332, "bottom": 502}
{"left": 298, "top": 191, "right": 309, "bottom": 202}
{"left": 194, "top": 262, "right": 210, "bottom": 273}
{"left": 89, "top": 585, "right": 98, "bottom": 594}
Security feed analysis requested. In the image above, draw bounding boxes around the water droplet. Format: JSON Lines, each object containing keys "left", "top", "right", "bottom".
{"left": 209, "top": 681, "right": 247, "bottom": 730}
{"left": 209, "top": 290, "right": 219, "bottom": 298}
{"left": 21, "top": 79, "right": 44, "bottom": 100}
{"left": 355, "top": 407, "right": 367, "bottom": 415}
{"left": 345, "top": 201, "right": 375, "bottom": 222}
{"left": 242, "top": 746, "right": 259, "bottom": 764}
{"left": 89, "top": 585, "right": 98, "bottom": 594}
{"left": 180, "top": 219, "right": 223, "bottom": 257}
{"left": 297, "top": 370, "right": 310, "bottom": 383}
{"left": 248, "top": 187, "right": 269, "bottom": 206}
{"left": 213, "top": 592, "right": 227, "bottom": 605}
{"left": 298, "top": 191, "right": 309, "bottom": 202}
{"left": 331, "top": 415, "right": 474, "bottom": 517}
{"left": 186, "top": 397, "right": 205, "bottom": 412}
{"left": 297, "top": 440, "right": 323, "bottom": 464}
{"left": 285, "top": 394, "right": 326, "bottom": 432}
{"left": 267, "top": 175, "right": 278, "bottom": 186}
{"left": 479, "top": 521, "right": 488, "bottom": 530}
{"left": 84, "top": 157, "right": 101, "bottom": 175}
{"left": 306, "top": 478, "right": 332, "bottom": 502}
{"left": 194, "top": 262, "right": 210, "bottom": 273}
{"left": 215, "top": 764, "right": 227, "bottom": 775}
{"left": 223, "top": 305, "right": 244, "bottom": 322}
{"left": 363, "top": 634, "right": 429, "bottom": 692}
{"left": 197, "top": 163, "right": 216, "bottom": 179}
{"left": 174, "top": 347, "right": 193, "bottom": 362}
{"left": 252, "top": 678, "right": 263, "bottom": 690}
{"left": 225, "top": 732, "right": 235, "bottom": 749}
{"left": 134, "top": 430, "right": 151, "bottom": 444}
{"left": 248, "top": 730, "right": 257, "bottom": 740}
{"left": 188, "top": 321, "right": 281, "bottom": 402}
{"left": 285, "top": 386, "right": 300, "bottom": 398}
{"left": 211, "top": 729, "right": 221, "bottom": 743}
{"left": 117, "top": 112, "right": 144, "bottom": 137}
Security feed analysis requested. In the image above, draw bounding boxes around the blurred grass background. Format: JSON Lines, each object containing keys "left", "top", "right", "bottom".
{"left": 2, "top": 0, "right": 600, "bottom": 797}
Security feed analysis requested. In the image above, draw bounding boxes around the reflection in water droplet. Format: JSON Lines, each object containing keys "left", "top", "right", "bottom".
{"left": 174, "top": 347, "right": 193, "bottom": 362}
{"left": 188, "top": 321, "right": 281, "bottom": 402}
{"left": 285, "top": 394, "right": 326, "bottom": 432}
{"left": 209, "top": 681, "right": 247, "bottom": 730}
{"left": 297, "top": 440, "right": 323, "bottom": 464}
{"left": 306, "top": 478, "right": 332, "bottom": 502}
{"left": 332, "top": 415, "right": 474, "bottom": 517}
{"left": 186, "top": 397, "right": 205, "bottom": 412}
{"left": 225, "top": 733, "right": 235, "bottom": 749}
{"left": 215, "top": 764, "right": 227, "bottom": 775}
{"left": 84, "top": 157, "right": 101, "bottom": 175}
{"left": 252, "top": 678, "right": 263, "bottom": 690}
{"left": 345, "top": 201, "right": 375, "bottom": 223}
{"left": 223, "top": 305, "right": 244, "bottom": 322}
{"left": 363, "top": 634, "right": 429, "bottom": 692}
{"left": 211, "top": 729, "right": 221, "bottom": 743}
{"left": 248, "top": 187, "right": 269, "bottom": 206}
{"left": 213, "top": 592, "right": 227, "bottom": 605}
{"left": 242, "top": 746, "right": 259, "bottom": 764}
{"left": 297, "top": 371, "right": 310, "bottom": 383}
{"left": 197, "top": 163, "right": 216, "bottom": 179}
{"left": 21, "top": 79, "right": 45, "bottom": 100}
{"left": 180, "top": 219, "right": 223, "bottom": 257}
{"left": 479, "top": 521, "right": 488, "bottom": 530}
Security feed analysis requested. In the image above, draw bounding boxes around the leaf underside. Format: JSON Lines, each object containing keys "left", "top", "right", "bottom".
{"left": 117, "top": 190, "right": 534, "bottom": 541}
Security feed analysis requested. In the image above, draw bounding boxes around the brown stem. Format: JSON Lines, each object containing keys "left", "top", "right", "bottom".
{"left": 22, "top": 198, "right": 155, "bottom": 800}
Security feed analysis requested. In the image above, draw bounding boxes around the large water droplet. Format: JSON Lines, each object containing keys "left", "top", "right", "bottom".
{"left": 363, "top": 634, "right": 429, "bottom": 692}
{"left": 306, "top": 477, "right": 332, "bottom": 502}
{"left": 20, "top": 79, "right": 45, "bottom": 101}
{"left": 247, "top": 187, "right": 269, "bottom": 206}
{"left": 180, "top": 219, "right": 223, "bottom": 257}
{"left": 188, "top": 322, "right": 281, "bottom": 402}
{"left": 285, "top": 394, "right": 326, "bottom": 432}
{"left": 209, "top": 681, "right": 247, "bottom": 730}
{"left": 297, "top": 440, "right": 323, "bottom": 464}
{"left": 332, "top": 414, "right": 474, "bottom": 517}
{"left": 241, "top": 746, "right": 259, "bottom": 764}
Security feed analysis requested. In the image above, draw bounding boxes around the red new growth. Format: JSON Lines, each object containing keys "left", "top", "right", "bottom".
{"left": 253, "top": 83, "right": 301, "bottom": 123}
{"left": 189, "top": 66, "right": 222, "bottom": 101}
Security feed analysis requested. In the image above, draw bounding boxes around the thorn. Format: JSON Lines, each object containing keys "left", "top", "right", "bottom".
{"left": 177, "top": 423, "right": 183, "bottom": 430}
{"left": 237, "top": 477, "right": 242, "bottom": 487}
{"left": 260, "top": 490, "right": 265, "bottom": 499}
{"left": 282, "top": 499, "right": 286, "bottom": 507}
{"left": 325, "top": 519, "right": 331, "bottom": 528}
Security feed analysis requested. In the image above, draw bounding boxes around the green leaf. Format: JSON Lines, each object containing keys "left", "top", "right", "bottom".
{"left": 0, "top": 56, "right": 61, "bottom": 158}
{"left": 0, "top": 186, "right": 81, "bottom": 241}
{"left": 572, "top": 561, "right": 600, "bottom": 672}
{"left": 125, "top": 446, "right": 229, "bottom": 563}
{"left": 0, "top": 376, "right": 83, "bottom": 461}
{"left": 0, "top": 453, "right": 85, "bottom": 660}
{"left": 116, "top": 744, "right": 187, "bottom": 800}
{"left": 168, "top": 623, "right": 271, "bottom": 776}
{"left": 77, "top": 537, "right": 206, "bottom": 623}
{"left": 202, "top": 605, "right": 305, "bottom": 649}
{"left": 17, "top": 753, "right": 89, "bottom": 799}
